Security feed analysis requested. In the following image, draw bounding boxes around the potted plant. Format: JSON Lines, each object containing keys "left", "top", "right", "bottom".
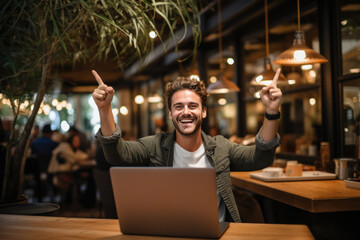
{"left": 0, "top": 0, "right": 201, "bottom": 204}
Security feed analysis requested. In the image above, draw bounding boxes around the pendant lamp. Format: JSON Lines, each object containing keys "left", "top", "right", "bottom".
{"left": 207, "top": 0, "right": 240, "bottom": 94}
{"left": 207, "top": 72, "right": 240, "bottom": 94}
{"left": 286, "top": 66, "right": 302, "bottom": 85}
{"left": 273, "top": 0, "right": 328, "bottom": 66}
{"left": 251, "top": 0, "right": 287, "bottom": 86}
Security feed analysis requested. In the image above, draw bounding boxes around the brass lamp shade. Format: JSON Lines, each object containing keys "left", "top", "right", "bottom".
{"left": 251, "top": 58, "right": 288, "bottom": 86}
{"left": 207, "top": 74, "right": 240, "bottom": 94}
{"left": 273, "top": 31, "right": 328, "bottom": 66}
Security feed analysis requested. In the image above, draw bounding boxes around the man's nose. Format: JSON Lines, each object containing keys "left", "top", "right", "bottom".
{"left": 183, "top": 105, "right": 190, "bottom": 114}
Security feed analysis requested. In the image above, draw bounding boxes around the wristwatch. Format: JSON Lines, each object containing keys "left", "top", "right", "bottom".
{"left": 265, "top": 111, "right": 280, "bottom": 120}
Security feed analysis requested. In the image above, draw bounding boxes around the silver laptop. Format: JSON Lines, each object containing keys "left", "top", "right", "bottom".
{"left": 109, "top": 167, "right": 230, "bottom": 238}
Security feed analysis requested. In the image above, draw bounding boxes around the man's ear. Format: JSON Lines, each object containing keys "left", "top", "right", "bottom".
{"left": 202, "top": 107, "right": 207, "bottom": 119}
{"left": 168, "top": 109, "right": 173, "bottom": 120}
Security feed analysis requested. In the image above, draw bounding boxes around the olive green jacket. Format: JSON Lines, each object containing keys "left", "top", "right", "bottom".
{"left": 96, "top": 126, "right": 281, "bottom": 222}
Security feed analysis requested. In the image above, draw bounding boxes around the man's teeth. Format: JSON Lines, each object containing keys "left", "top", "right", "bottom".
{"left": 180, "top": 119, "right": 193, "bottom": 123}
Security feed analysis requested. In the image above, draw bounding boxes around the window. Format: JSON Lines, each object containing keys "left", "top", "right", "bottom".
{"left": 342, "top": 79, "right": 360, "bottom": 158}
{"left": 340, "top": 1, "right": 360, "bottom": 75}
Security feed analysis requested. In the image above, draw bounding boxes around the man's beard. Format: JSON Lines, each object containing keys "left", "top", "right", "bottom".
{"left": 172, "top": 114, "right": 203, "bottom": 136}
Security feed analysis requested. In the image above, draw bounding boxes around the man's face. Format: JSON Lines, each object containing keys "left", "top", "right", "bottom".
{"left": 169, "top": 89, "right": 207, "bottom": 136}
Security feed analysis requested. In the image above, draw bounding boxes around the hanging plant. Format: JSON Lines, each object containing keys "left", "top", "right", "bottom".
{"left": 0, "top": 0, "right": 203, "bottom": 203}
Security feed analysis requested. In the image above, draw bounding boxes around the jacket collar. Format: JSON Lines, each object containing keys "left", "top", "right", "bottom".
{"left": 201, "top": 131, "right": 216, "bottom": 155}
{"left": 162, "top": 130, "right": 176, "bottom": 151}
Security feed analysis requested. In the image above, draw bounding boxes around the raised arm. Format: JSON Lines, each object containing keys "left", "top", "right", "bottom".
{"left": 92, "top": 70, "right": 116, "bottom": 136}
{"left": 259, "top": 68, "right": 282, "bottom": 141}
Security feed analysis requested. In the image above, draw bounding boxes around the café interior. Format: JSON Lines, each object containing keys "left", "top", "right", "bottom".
{"left": 0, "top": 0, "right": 359, "bottom": 239}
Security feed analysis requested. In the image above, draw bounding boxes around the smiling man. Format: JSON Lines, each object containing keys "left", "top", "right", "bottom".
{"left": 167, "top": 79, "right": 207, "bottom": 152}
{"left": 171, "top": 89, "right": 204, "bottom": 136}
{"left": 93, "top": 70, "right": 282, "bottom": 223}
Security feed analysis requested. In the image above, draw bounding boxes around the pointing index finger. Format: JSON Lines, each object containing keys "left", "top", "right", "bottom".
{"left": 271, "top": 68, "right": 281, "bottom": 87}
{"left": 92, "top": 70, "right": 104, "bottom": 86}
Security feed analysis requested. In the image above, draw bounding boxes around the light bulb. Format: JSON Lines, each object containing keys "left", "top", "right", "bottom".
{"left": 294, "top": 50, "right": 306, "bottom": 61}
{"left": 288, "top": 80, "right": 296, "bottom": 85}
{"left": 149, "top": 31, "right": 156, "bottom": 39}
{"left": 227, "top": 58, "right": 234, "bottom": 65}
{"left": 135, "top": 95, "right": 144, "bottom": 104}
{"left": 301, "top": 64, "right": 312, "bottom": 70}
{"left": 218, "top": 98, "right": 227, "bottom": 105}
{"left": 189, "top": 75, "right": 200, "bottom": 81}
{"left": 120, "top": 106, "right": 128, "bottom": 115}
{"left": 309, "top": 98, "right": 316, "bottom": 105}
{"left": 52, "top": 99, "right": 58, "bottom": 106}
{"left": 210, "top": 76, "right": 217, "bottom": 83}
{"left": 256, "top": 75, "right": 263, "bottom": 82}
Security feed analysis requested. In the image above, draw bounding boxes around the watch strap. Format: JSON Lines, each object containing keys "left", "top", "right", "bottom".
{"left": 265, "top": 111, "right": 280, "bottom": 120}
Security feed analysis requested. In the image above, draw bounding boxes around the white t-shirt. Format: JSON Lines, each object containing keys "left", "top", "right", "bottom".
{"left": 173, "top": 142, "right": 226, "bottom": 222}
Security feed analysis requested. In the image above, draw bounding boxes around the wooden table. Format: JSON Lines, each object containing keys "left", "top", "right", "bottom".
{"left": 0, "top": 214, "right": 314, "bottom": 239}
{"left": 230, "top": 171, "right": 360, "bottom": 213}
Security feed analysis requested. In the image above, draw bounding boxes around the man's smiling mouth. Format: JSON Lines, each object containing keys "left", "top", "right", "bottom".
{"left": 179, "top": 119, "right": 194, "bottom": 124}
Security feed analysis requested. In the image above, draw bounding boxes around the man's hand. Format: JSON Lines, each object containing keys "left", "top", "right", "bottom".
{"left": 91, "top": 70, "right": 116, "bottom": 136}
{"left": 92, "top": 70, "right": 115, "bottom": 110}
{"left": 260, "top": 68, "right": 283, "bottom": 114}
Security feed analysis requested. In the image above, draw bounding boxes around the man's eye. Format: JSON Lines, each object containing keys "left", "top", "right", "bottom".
{"left": 175, "top": 106, "right": 183, "bottom": 110}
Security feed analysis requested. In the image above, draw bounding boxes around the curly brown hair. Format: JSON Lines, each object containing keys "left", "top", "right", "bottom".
{"left": 165, "top": 77, "right": 208, "bottom": 111}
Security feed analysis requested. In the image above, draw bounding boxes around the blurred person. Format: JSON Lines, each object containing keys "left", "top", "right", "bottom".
{"left": 67, "top": 126, "right": 91, "bottom": 153}
{"left": 48, "top": 133, "right": 93, "bottom": 205}
{"left": 28, "top": 124, "right": 59, "bottom": 201}
{"left": 29, "top": 125, "right": 40, "bottom": 143}
{"left": 30, "top": 124, "right": 58, "bottom": 157}
{"left": 51, "top": 129, "right": 64, "bottom": 143}
{"left": 48, "top": 133, "right": 90, "bottom": 176}
{"left": 92, "top": 69, "right": 282, "bottom": 222}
